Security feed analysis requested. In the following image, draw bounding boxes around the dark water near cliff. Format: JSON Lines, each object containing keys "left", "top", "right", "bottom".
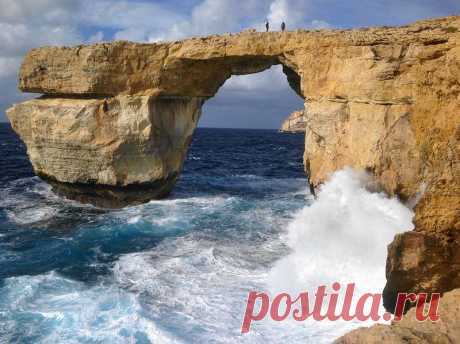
{"left": 0, "top": 123, "right": 313, "bottom": 343}
{"left": 0, "top": 123, "right": 414, "bottom": 343}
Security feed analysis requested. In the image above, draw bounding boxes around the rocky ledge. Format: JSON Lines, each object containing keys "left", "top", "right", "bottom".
{"left": 279, "top": 110, "right": 305, "bottom": 133}
{"left": 335, "top": 288, "right": 460, "bottom": 343}
{"left": 7, "top": 15, "right": 460, "bottom": 335}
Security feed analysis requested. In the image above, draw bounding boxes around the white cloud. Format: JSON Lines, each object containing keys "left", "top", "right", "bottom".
{"left": 170, "top": 0, "right": 265, "bottom": 38}
{"left": 0, "top": 0, "right": 316, "bottom": 121}
{"left": 0, "top": 57, "right": 22, "bottom": 78}
{"left": 114, "top": 28, "right": 148, "bottom": 42}
{"left": 0, "top": 0, "right": 82, "bottom": 55}
{"left": 157, "top": 0, "right": 312, "bottom": 40}
{"left": 224, "top": 65, "right": 289, "bottom": 92}
{"left": 267, "top": 0, "right": 309, "bottom": 29}
{"left": 95, "top": 0, "right": 315, "bottom": 42}
{"left": 0, "top": 0, "right": 79, "bottom": 24}
{"left": 268, "top": 0, "right": 289, "bottom": 27}
{"left": 85, "top": 0, "right": 268, "bottom": 42}
{"left": 80, "top": 0, "right": 185, "bottom": 42}
{"left": 0, "top": 0, "right": 82, "bottom": 119}
{"left": 311, "top": 19, "right": 331, "bottom": 29}
{"left": 0, "top": 22, "right": 81, "bottom": 56}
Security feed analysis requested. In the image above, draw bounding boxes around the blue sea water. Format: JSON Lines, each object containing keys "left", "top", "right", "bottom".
{"left": 0, "top": 123, "right": 316, "bottom": 343}
{"left": 0, "top": 123, "right": 416, "bottom": 343}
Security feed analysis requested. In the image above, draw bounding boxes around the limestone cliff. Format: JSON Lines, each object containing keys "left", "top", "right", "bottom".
{"left": 8, "top": 96, "right": 203, "bottom": 207}
{"left": 279, "top": 110, "right": 305, "bottom": 133}
{"left": 7, "top": 15, "right": 460, "bottom": 324}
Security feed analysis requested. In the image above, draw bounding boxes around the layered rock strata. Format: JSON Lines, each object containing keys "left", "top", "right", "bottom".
{"left": 279, "top": 110, "right": 305, "bottom": 133}
{"left": 8, "top": 96, "right": 203, "bottom": 207}
{"left": 7, "top": 16, "right": 460, "bottom": 323}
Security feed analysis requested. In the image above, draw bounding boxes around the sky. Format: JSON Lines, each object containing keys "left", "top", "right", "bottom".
{"left": 1, "top": 0, "right": 459, "bottom": 128}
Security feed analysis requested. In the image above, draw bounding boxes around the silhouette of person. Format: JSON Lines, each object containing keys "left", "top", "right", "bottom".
{"left": 265, "top": 20, "right": 269, "bottom": 32}
{"left": 281, "top": 22, "right": 286, "bottom": 31}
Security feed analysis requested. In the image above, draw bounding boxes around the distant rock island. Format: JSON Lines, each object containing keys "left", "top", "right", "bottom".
{"left": 6, "top": 15, "right": 460, "bottom": 340}
{"left": 279, "top": 110, "right": 305, "bottom": 133}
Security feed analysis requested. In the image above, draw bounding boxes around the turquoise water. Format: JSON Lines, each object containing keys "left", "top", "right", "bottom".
{"left": 0, "top": 124, "right": 414, "bottom": 343}
{"left": 0, "top": 125, "right": 314, "bottom": 343}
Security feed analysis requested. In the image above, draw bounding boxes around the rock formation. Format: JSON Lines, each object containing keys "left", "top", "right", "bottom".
{"left": 334, "top": 288, "right": 460, "bottom": 343}
{"left": 382, "top": 229, "right": 460, "bottom": 312}
{"left": 8, "top": 95, "right": 202, "bottom": 207}
{"left": 279, "top": 110, "right": 305, "bottom": 133}
{"left": 7, "top": 15, "right": 460, "bottom": 326}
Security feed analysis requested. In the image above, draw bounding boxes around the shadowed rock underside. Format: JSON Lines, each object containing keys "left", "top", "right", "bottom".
{"left": 6, "top": 16, "right": 460, "bottom": 340}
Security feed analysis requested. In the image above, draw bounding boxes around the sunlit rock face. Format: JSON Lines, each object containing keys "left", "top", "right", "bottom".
{"left": 7, "top": 96, "right": 203, "bottom": 207}
{"left": 14, "top": 16, "right": 459, "bottom": 205}
{"left": 6, "top": 16, "right": 460, "bottom": 309}
{"left": 382, "top": 229, "right": 460, "bottom": 312}
{"left": 279, "top": 110, "right": 305, "bottom": 133}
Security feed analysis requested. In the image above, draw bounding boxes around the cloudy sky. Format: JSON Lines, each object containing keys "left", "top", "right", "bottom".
{"left": 1, "top": 0, "right": 459, "bottom": 128}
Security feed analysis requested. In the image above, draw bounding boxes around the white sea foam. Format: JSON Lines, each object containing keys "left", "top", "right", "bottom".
{"left": 5, "top": 206, "right": 58, "bottom": 225}
{"left": 0, "top": 272, "right": 184, "bottom": 344}
{"left": 267, "top": 168, "right": 414, "bottom": 335}
{"left": 113, "top": 195, "right": 238, "bottom": 233}
{"left": 112, "top": 232, "right": 295, "bottom": 343}
{"left": 106, "top": 179, "right": 311, "bottom": 343}
{"left": 127, "top": 215, "right": 142, "bottom": 224}
{"left": 0, "top": 169, "right": 413, "bottom": 343}
{"left": 0, "top": 177, "right": 94, "bottom": 226}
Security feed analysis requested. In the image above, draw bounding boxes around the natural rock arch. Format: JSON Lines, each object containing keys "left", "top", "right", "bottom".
{"left": 6, "top": 16, "right": 460, "bottom": 313}
{"left": 9, "top": 35, "right": 308, "bottom": 207}
{"left": 9, "top": 18, "right": 459, "bottom": 211}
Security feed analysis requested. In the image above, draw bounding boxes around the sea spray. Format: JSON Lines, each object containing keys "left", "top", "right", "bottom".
{"left": 266, "top": 168, "right": 414, "bottom": 329}
{"left": 0, "top": 126, "right": 417, "bottom": 343}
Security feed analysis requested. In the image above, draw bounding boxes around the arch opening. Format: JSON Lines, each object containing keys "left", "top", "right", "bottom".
{"left": 199, "top": 64, "right": 304, "bottom": 130}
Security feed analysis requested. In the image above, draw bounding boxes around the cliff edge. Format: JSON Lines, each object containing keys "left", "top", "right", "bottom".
{"left": 6, "top": 16, "right": 460, "bottom": 335}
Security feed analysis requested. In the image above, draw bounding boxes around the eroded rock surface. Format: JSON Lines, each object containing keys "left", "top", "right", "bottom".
{"left": 12, "top": 16, "right": 460, "bottom": 202}
{"left": 7, "top": 95, "right": 202, "bottom": 207}
{"left": 383, "top": 229, "right": 460, "bottom": 312}
{"left": 334, "top": 288, "right": 460, "bottom": 344}
{"left": 279, "top": 110, "right": 305, "bottom": 133}
{"left": 6, "top": 16, "right": 460, "bottom": 314}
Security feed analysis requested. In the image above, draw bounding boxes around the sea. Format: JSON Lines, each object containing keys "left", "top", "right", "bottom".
{"left": 0, "top": 123, "right": 414, "bottom": 343}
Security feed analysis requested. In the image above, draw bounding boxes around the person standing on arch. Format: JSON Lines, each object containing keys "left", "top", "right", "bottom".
{"left": 265, "top": 19, "right": 269, "bottom": 32}
{"left": 281, "top": 21, "right": 286, "bottom": 31}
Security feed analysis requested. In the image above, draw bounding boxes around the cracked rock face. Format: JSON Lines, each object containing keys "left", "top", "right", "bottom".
{"left": 6, "top": 15, "right": 460, "bottom": 316}
{"left": 298, "top": 16, "right": 460, "bottom": 310}
{"left": 7, "top": 96, "right": 203, "bottom": 207}
{"left": 383, "top": 229, "right": 460, "bottom": 313}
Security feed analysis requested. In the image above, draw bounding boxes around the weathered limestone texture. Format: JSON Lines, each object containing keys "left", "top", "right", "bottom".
{"left": 383, "top": 228, "right": 460, "bottom": 312}
{"left": 279, "top": 110, "right": 305, "bottom": 133}
{"left": 7, "top": 96, "right": 203, "bottom": 207}
{"left": 7, "top": 16, "right": 460, "bottom": 317}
